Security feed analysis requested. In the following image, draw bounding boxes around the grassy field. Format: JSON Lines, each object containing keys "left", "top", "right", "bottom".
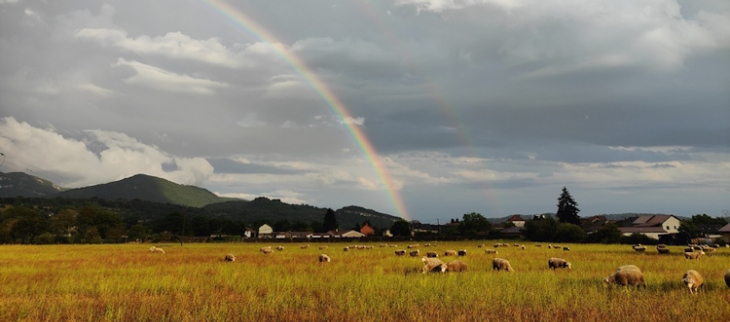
{"left": 1, "top": 242, "right": 729, "bottom": 322}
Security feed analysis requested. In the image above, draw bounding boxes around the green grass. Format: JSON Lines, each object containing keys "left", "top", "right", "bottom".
{"left": 0, "top": 242, "right": 728, "bottom": 321}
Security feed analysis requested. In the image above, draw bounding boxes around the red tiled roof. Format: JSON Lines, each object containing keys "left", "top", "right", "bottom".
{"left": 507, "top": 215, "right": 525, "bottom": 222}
{"left": 633, "top": 215, "right": 674, "bottom": 227}
{"left": 718, "top": 223, "right": 730, "bottom": 233}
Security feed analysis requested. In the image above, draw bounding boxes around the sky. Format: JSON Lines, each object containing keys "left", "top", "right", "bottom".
{"left": 1, "top": 0, "right": 729, "bottom": 224}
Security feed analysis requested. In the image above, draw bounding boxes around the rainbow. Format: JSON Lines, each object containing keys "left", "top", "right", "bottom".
{"left": 197, "top": 0, "right": 410, "bottom": 220}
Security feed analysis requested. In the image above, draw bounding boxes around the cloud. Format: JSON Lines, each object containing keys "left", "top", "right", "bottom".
{"left": 0, "top": 117, "right": 214, "bottom": 187}
{"left": 75, "top": 28, "right": 246, "bottom": 68}
{"left": 112, "top": 58, "right": 228, "bottom": 94}
{"left": 394, "top": 0, "right": 522, "bottom": 12}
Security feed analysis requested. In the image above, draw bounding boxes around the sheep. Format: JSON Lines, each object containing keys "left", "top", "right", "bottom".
{"left": 395, "top": 250, "right": 406, "bottom": 256}
{"left": 409, "top": 250, "right": 420, "bottom": 257}
{"left": 457, "top": 250, "right": 467, "bottom": 257}
{"left": 703, "top": 247, "right": 716, "bottom": 253}
{"left": 725, "top": 269, "right": 730, "bottom": 288}
{"left": 521, "top": 245, "right": 525, "bottom": 250}
{"left": 684, "top": 251, "right": 705, "bottom": 260}
{"left": 426, "top": 251, "right": 439, "bottom": 258}
{"left": 548, "top": 258, "right": 571, "bottom": 270}
{"left": 548, "top": 244, "right": 552, "bottom": 249}
{"left": 684, "top": 247, "right": 694, "bottom": 253}
{"left": 224, "top": 253, "right": 236, "bottom": 262}
{"left": 493, "top": 243, "right": 501, "bottom": 248}
{"left": 301, "top": 245, "right": 309, "bottom": 249}
{"left": 492, "top": 258, "right": 514, "bottom": 272}
{"left": 485, "top": 249, "right": 498, "bottom": 254}
{"left": 424, "top": 243, "right": 431, "bottom": 247}
{"left": 502, "top": 243, "right": 510, "bottom": 247}
{"left": 603, "top": 265, "right": 645, "bottom": 287}
{"left": 535, "top": 244, "right": 542, "bottom": 247}
{"left": 357, "top": 245, "right": 365, "bottom": 250}
{"left": 380, "top": 244, "right": 387, "bottom": 247}
{"left": 552, "top": 245, "right": 561, "bottom": 249}
{"left": 657, "top": 247, "right": 670, "bottom": 254}
{"left": 318, "top": 254, "right": 331, "bottom": 263}
{"left": 149, "top": 246, "right": 165, "bottom": 254}
{"left": 319, "top": 246, "right": 328, "bottom": 250}
{"left": 422, "top": 256, "right": 446, "bottom": 274}
{"left": 261, "top": 248, "right": 273, "bottom": 254}
{"left": 514, "top": 243, "right": 520, "bottom": 247}
{"left": 444, "top": 250, "right": 457, "bottom": 256}
{"left": 260, "top": 246, "right": 272, "bottom": 252}
{"left": 563, "top": 246, "right": 570, "bottom": 251}
{"left": 407, "top": 245, "right": 417, "bottom": 249}
{"left": 445, "top": 260, "right": 468, "bottom": 273}
{"left": 366, "top": 246, "right": 374, "bottom": 249}
{"left": 632, "top": 245, "right": 647, "bottom": 252}
{"left": 682, "top": 270, "right": 704, "bottom": 295}
{"left": 477, "top": 244, "right": 485, "bottom": 248}
{"left": 389, "top": 244, "right": 397, "bottom": 248}
{"left": 276, "top": 246, "right": 284, "bottom": 251}
{"left": 343, "top": 247, "right": 349, "bottom": 252}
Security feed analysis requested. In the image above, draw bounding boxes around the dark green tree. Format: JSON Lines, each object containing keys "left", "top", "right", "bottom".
{"left": 390, "top": 220, "right": 411, "bottom": 237}
{"left": 584, "top": 222, "right": 622, "bottom": 244}
{"left": 556, "top": 187, "right": 581, "bottom": 225}
{"left": 459, "top": 212, "right": 491, "bottom": 236}
{"left": 273, "top": 219, "right": 291, "bottom": 232}
{"left": 292, "top": 220, "right": 309, "bottom": 231}
{"left": 523, "top": 217, "right": 558, "bottom": 241}
{"left": 554, "top": 223, "right": 586, "bottom": 243}
{"left": 323, "top": 208, "right": 338, "bottom": 232}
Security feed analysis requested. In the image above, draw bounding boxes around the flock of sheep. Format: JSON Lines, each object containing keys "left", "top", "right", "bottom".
{"left": 147, "top": 242, "right": 730, "bottom": 294}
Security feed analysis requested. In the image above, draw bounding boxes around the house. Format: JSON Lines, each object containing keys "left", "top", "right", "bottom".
{"left": 506, "top": 215, "right": 526, "bottom": 228}
{"left": 617, "top": 215, "right": 681, "bottom": 240}
{"left": 412, "top": 222, "right": 439, "bottom": 234}
{"left": 330, "top": 230, "right": 365, "bottom": 238}
{"left": 258, "top": 224, "right": 273, "bottom": 238}
{"left": 244, "top": 228, "right": 256, "bottom": 239}
{"left": 500, "top": 226, "right": 522, "bottom": 238}
{"left": 360, "top": 223, "right": 375, "bottom": 236}
{"left": 718, "top": 223, "right": 730, "bottom": 243}
{"left": 581, "top": 215, "right": 611, "bottom": 234}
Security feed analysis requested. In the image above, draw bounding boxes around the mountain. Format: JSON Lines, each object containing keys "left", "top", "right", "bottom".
{"left": 202, "top": 198, "right": 402, "bottom": 230}
{"left": 0, "top": 171, "right": 66, "bottom": 197}
{"left": 56, "top": 174, "right": 229, "bottom": 207}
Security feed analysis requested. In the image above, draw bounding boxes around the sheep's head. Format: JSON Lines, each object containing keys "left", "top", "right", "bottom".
{"left": 566, "top": 262, "right": 572, "bottom": 269}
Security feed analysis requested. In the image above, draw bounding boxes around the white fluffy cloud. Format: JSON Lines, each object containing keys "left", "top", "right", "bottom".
{"left": 113, "top": 58, "right": 228, "bottom": 94}
{"left": 76, "top": 28, "right": 246, "bottom": 68}
{"left": 0, "top": 117, "right": 214, "bottom": 187}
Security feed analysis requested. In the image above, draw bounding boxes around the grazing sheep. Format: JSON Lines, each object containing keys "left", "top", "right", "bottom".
{"left": 445, "top": 260, "right": 468, "bottom": 273}
{"left": 357, "top": 245, "right": 365, "bottom": 250}
{"left": 458, "top": 250, "right": 467, "bottom": 257}
{"left": 301, "top": 245, "right": 309, "bottom": 249}
{"left": 684, "top": 251, "right": 705, "bottom": 260}
{"left": 633, "top": 245, "right": 647, "bottom": 252}
{"left": 690, "top": 244, "right": 702, "bottom": 251}
{"left": 493, "top": 243, "right": 501, "bottom": 248}
{"left": 395, "top": 250, "right": 406, "bottom": 256}
{"left": 348, "top": 245, "right": 356, "bottom": 249}
{"left": 319, "top": 246, "right": 328, "bottom": 250}
{"left": 521, "top": 245, "right": 525, "bottom": 250}
{"left": 407, "top": 245, "right": 417, "bottom": 249}
{"left": 380, "top": 244, "right": 387, "bottom": 248}
{"left": 426, "top": 251, "right": 439, "bottom": 258}
{"left": 548, "top": 258, "right": 571, "bottom": 270}
{"left": 552, "top": 245, "right": 561, "bottom": 249}
{"left": 563, "top": 246, "right": 570, "bottom": 251}
{"left": 318, "top": 254, "right": 331, "bottom": 263}
{"left": 424, "top": 243, "right": 431, "bottom": 247}
{"left": 224, "top": 254, "right": 236, "bottom": 262}
{"left": 444, "top": 250, "right": 457, "bottom": 256}
{"left": 477, "top": 244, "right": 485, "bottom": 248}
{"left": 149, "top": 246, "right": 165, "bottom": 254}
{"left": 682, "top": 270, "right": 704, "bottom": 295}
{"left": 514, "top": 243, "right": 520, "bottom": 247}
{"left": 366, "top": 246, "right": 374, "bottom": 249}
{"left": 485, "top": 249, "right": 498, "bottom": 254}
{"left": 502, "top": 243, "right": 510, "bottom": 247}
{"left": 261, "top": 248, "right": 273, "bottom": 255}
{"left": 657, "top": 247, "right": 670, "bottom": 254}
{"left": 389, "top": 244, "right": 397, "bottom": 248}
{"left": 343, "top": 247, "right": 348, "bottom": 252}
{"left": 548, "top": 244, "right": 552, "bottom": 249}
{"left": 409, "top": 250, "right": 420, "bottom": 257}
{"left": 535, "top": 244, "right": 542, "bottom": 247}
{"left": 603, "top": 265, "right": 645, "bottom": 287}
{"left": 492, "top": 258, "right": 514, "bottom": 272}
{"left": 422, "top": 256, "right": 446, "bottom": 274}
{"left": 725, "top": 269, "right": 730, "bottom": 288}
{"left": 260, "top": 246, "right": 272, "bottom": 252}
{"left": 276, "top": 246, "right": 284, "bottom": 251}
{"left": 703, "top": 247, "right": 716, "bottom": 253}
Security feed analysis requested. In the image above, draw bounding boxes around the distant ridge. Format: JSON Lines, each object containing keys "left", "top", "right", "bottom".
{"left": 0, "top": 171, "right": 66, "bottom": 197}
{"left": 56, "top": 174, "right": 228, "bottom": 207}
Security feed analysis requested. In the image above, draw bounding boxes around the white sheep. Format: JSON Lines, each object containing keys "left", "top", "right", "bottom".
{"left": 603, "top": 265, "right": 645, "bottom": 287}
{"left": 682, "top": 270, "right": 703, "bottom": 295}
{"left": 548, "top": 258, "right": 571, "bottom": 270}
{"left": 492, "top": 258, "right": 514, "bottom": 272}
{"left": 422, "top": 256, "right": 446, "bottom": 274}
{"left": 224, "top": 253, "right": 235, "bottom": 262}
{"left": 149, "top": 246, "right": 165, "bottom": 254}
{"left": 318, "top": 254, "right": 331, "bottom": 263}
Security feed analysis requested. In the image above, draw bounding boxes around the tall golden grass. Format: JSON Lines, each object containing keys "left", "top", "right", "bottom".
{"left": 0, "top": 242, "right": 728, "bottom": 321}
